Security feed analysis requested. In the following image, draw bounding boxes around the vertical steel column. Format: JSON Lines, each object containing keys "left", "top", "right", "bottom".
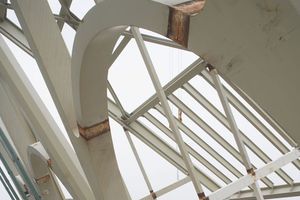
{"left": 131, "top": 26, "right": 206, "bottom": 199}
{"left": 0, "top": 153, "right": 27, "bottom": 200}
{"left": 209, "top": 67, "right": 264, "bottom": 200}
{"left": 0, "top": 128, "right": 41, "bottom": 200}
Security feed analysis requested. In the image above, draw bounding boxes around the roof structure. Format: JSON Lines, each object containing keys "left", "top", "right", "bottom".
{"left": 0, "top": 0, "right": 299, "bottom": 200}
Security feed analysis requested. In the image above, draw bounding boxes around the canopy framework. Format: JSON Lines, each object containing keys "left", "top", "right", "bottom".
{"left": 0, "top": 1, "right": 299, "bottom": 200}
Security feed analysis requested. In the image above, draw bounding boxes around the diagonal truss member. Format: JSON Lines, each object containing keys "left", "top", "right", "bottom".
{"left": 209, "top": 67, "right": 264, "bottom": 200}
{"left": 131, "top": 26, "right": 206, "bottom": 199}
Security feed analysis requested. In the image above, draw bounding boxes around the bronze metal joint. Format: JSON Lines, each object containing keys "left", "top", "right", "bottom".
{"left": 78, "top": 119, "right": 110, "bottom": 141}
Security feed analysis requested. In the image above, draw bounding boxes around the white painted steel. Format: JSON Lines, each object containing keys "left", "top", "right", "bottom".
{"left": 210, "top": 68, "right": 264, "bottom": 200}
{"left": 208, "top": 148, "right": 300, "bottom": 200}
{"left": 132, "top": 26, "right": 205, "bottom": 196}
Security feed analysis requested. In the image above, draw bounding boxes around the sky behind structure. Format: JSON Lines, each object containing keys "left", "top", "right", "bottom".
{"left": 0, "top": 0, "right": 299, "bottom": 200}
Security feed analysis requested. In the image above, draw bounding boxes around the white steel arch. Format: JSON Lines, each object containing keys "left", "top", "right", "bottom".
{"left": 0, "top": 0, "right": 299, "bottom": 200}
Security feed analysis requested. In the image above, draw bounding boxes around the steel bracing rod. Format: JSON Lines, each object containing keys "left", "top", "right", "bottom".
{"left": 57, "top": 0, "right": 73, "bottom": 30}
{"left": 108, "top": 99, "right": 220, "bottom": 191}
{"left": 182, "top": 82, "right": 293, "bottom": 185}
{"left": 0, "top": 154, "right": 27, "bottom": 200}
{"left": 126, "top": 57, "right": 205, "bottom": 124}
{"left": 107, "top": 81, "right": 127, "bottom": 117}
{"left": 107, "top": 82, "right": 155, "bottom": 198}
{"left": 163, "top": 95, "right": 273, "bottom": 188}
{"left": 144, "top": 112, "right": 231, "bottom": 185}
{"left": 140, "top": 176, "right": 191, "bottom": 200}
{"left": 122, "top": 30, "right": 186, "bottom": 51}
{"left": 0, "top": 128, "right": 41, "bottom": 200}
{"left": 209, "top": 68, "right": 264, "bottom": 200}
{"left": 0, "top": 20, "right": 32, "bottom": 56}
{"left": 124, "top": 129, "right": 155, "bottom": 199}
{"left": 153, "top": 104, "right": 245, "bottom": 180}
{"left": 132, "top": 26, "right": 206, "bottom": 198}
{"left": 208, "top": 148, "right": 300, "bottom": 200}
{"left": 200, "top": 70, "right": 299, "bottom": 165}
{"left": 110, "top": 35, "right": 131, "bottom": 67}
{"left": 0, "top": 167, "right": 19, "bottom": 200}
{"left": 230, "top": 183, "right": 300, "bottom": 200}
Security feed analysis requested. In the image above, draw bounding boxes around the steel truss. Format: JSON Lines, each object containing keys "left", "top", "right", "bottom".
{"left": 0, "top": 1, "right": 299, "bottom": 200}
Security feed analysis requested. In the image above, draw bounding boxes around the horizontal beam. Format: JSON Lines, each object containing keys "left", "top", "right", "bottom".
{"left": 182, "top": 82, "right": 293, "bottom": 185}
{"left": 126, "top": 58, "right": 205, "bottom": 124}
{"left": 140, "top": 176, "right": 191, "bottom": 200}
{"left": 122, "top": 30, "right": 185, "bottom": 50}
{"left": 144, "top": 112, "right": 231, "bottom": 185}
{"left": 108, "top": 99, "right": 220, "bottom": 192}
{"left": 201, "top": 70, "right": 299, "bottom": 160}
{"left": 167, "top": 94, "right": 273, "bottom": 187}
{"left": 230, "top": 183, "right": 300, "bottom": 200}
{"left": 208, "top": 148, "right": 300, "bottom": 200}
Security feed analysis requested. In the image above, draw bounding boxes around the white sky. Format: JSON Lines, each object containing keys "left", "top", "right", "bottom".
{"left": 0, "top": 0, "right": 299, "bottom": 200}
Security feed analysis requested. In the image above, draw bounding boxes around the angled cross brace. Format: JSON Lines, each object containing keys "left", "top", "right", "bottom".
{"left": 208, "top": 148, "right": 300, "bottom": 200}
{"left": 210, "top": 67, "right": 265, "bottom": 200}
{"left": 132, "top": 26, "right": 206, "bottom": 198}
{"left": 181, "top": 82, "right": 293, "bottom": 185}
{"left": 231, "top": 183, "right": 300, "bottom": 200}
{"left": 108, "top": 99, "right": 220, "bottom": 192}
{"left": 140, "top": 177, "right": 191, "bottom": 200}
{"left": 126, "top": 57, "right": 205, "bottom": 124}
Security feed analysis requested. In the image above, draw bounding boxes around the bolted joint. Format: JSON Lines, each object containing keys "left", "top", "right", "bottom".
{"left": 35, "top": 174, "right": 50, "bottom": 184}
{"left": 206, "top": 63, "right": 215, "bottom": 72}
{"left": 78, "top": 119, "right": 110, "bottom": 141}
{"left": 150, "top": 190, "right": 157, "bottom": 199}
{"left": 47, "top": 159, "right": 52, "bottom": 168}
{"left": 198, "top": 192, "right": 209, "bottom": 200}
{"left": 246, "top": 168, "right": 256, "bottom": 176}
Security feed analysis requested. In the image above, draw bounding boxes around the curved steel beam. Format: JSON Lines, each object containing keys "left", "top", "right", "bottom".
{"left": 28, "top": 142, "right": 64, "bottom": 200}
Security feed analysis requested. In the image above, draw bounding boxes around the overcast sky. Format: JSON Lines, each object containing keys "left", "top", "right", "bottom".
{"left": 0, "top": 0, "right": 299, "bottom": 200}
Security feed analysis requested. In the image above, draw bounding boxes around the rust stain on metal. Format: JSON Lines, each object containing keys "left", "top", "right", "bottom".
{"left": 174, "top": 0, "right": 206, "bottom": 15}
{"left": 206, "top": 63, "right": 215, "bottom": 71}
{"left": 246, "top": 167, "right": 256, "bottom": 176}
{"left": 167, "top": 0, "right": 206, "bottom": 48}
{"left": 47, "top": 159, "right": 52, "bottom": 168}
{"left": 150, "top": 190, "right": 157, "bottom": 199}
{"left": 167, "top": 8, "right": 190, "bottom": 47}
{"left": 198, "top": 192, "right": 208, "bottom": 200}
{"left": 178, "top": 109, "right": 183, "bottom": 122}
{"left": 35, "top": 174, "right": 50, "bottom": 184}
{"left": 78, "top": 119, "right": 110, "bottom": 141}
